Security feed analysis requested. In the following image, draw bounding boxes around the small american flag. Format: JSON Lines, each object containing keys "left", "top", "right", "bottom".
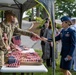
{"left": 5, "top": 51, "right": 22, "bottom": 67}
{"left": 12, "top": 36, "right": 21, "bottom": 46}
{"left": 6, "top": 60, "right": 20, "bottom": 67}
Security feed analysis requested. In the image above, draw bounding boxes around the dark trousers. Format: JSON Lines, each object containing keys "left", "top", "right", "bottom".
{"left": 46, "top": 45, "right": 52, "bottom": 67}
{"left": 41, "top": 44, "right": 45, "bottom": 60}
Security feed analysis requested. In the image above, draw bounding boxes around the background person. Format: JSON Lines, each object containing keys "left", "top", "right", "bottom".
{"left": 42, "top": 21, "right": 59, "bottom": 67}
{"left": 41, "top": 21, "right": 53, "bottom": 67}
{"left": 40, "top": 20, "right": 49, "bottom": 62}
{"left": 71, "top": 19, "right": 76, "bottom": 71}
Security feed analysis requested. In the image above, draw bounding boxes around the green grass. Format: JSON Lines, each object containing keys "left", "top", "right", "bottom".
{"left": 34, "top": 50, "right": 63, "bottom": 75}
{"left": 2, "top": 50, "right": 76, "bottom": 75}
{"left": 34, "top": 50, "right": 76, "bottom": 75}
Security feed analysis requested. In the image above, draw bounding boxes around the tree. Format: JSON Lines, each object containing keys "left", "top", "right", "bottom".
{"left": 55, "top": 0, "right": 76, "bottom": 18}
{"left": 26, "top": 9, "right": 32, "bottom": 18}
{"left": 26, "top": 8, "right": 34, "bottom": 21}
{"left": 36, "top": 5, "right": 40, "bottom": 17}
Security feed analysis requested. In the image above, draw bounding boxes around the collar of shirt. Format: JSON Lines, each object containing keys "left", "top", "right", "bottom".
{"left": 64, "top": 27, "right": 69, "bottom": 31}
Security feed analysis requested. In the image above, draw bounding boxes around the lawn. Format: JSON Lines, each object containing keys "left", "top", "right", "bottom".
{"left": 34, "top": 50, "right": 76, "bottom": 75}
{"left": 2, "top": 50, "right": 76, "bottom": 75}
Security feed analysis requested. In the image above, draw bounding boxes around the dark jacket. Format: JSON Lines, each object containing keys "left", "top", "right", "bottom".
{"left": 55, "top": 28, "right": 76, "bottom": 57}
{"left": 40, "top": 25, "right": 45, "bottom": 45}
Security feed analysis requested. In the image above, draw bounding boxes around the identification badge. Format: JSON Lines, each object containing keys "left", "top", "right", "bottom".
{"left": 65, "top": 32, "right": 70, "bottom": 37}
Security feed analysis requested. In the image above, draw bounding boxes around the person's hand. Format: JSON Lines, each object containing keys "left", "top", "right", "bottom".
{"left": 10, "top": 43, "right": 17, "bottom": 51}
{"left": 41, "top": 37, "right": 48, "bottom": 42}
{"left": 67, "top": 55, "right": 72, "bottom": 60}
{"left": 6, "top": 46, "right": 11, "bottom": 51}
{"left": 30, "top": 33, "right": 41, "bottom": 41}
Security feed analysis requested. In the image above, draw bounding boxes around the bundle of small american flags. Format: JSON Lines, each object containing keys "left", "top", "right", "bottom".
{"left": 5, "top": 50, "right": 22, "bottom": 67}
{"left": 20, "top": 52, "right": 42, "bottom": 65}
{"left": 6, "top": 58, "right": 20, "bottom": 67}
{"left": 5, "top": 45, "right": 42, "bottom": 67}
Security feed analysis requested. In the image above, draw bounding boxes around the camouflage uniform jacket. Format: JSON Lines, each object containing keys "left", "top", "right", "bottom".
{"left": 0, "top": 21, "right": 33, "bottom": 51}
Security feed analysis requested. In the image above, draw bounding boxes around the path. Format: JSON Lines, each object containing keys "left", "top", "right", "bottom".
{"left": 21, "top": 20, "right": 42, "bottom": 50}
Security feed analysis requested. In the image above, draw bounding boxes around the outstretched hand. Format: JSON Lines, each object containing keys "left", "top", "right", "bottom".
{"left": 41, "top": 37, "right": 48, "bottom": 42}
{"left": 30, "top": 33, "right": 41, "bottom": 41}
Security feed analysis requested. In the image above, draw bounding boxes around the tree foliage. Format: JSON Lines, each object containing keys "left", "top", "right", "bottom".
{"left": 55, "top": 0, "right": 76, "bottom": 18}
{"left": 26, "top": 0, "right": 76, "bottom": 19}
{"left": 26, "top": 9, "right": 32, "bottom": 17}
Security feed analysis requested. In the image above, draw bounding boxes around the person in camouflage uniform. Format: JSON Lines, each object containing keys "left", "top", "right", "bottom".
{"left": 0, "top": 10, "right": 40, "bottom": 67}
{"left": 0, "top": 11, "right": 40, "bottom": 68}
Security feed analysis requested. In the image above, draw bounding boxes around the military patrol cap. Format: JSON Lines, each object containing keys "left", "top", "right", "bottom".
{"left": 61, "top": 16, "right": 71, "bottom": 22}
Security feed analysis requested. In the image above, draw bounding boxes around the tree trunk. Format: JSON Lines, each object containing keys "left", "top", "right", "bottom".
{"left": 42, "top": 9, "right": 48, "bottom": 19}
{"left": 36, "top": 7, "right": 40, "bottom": 17}
{"left": 31, "top": 8, "right": 34, "bottom": 20}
